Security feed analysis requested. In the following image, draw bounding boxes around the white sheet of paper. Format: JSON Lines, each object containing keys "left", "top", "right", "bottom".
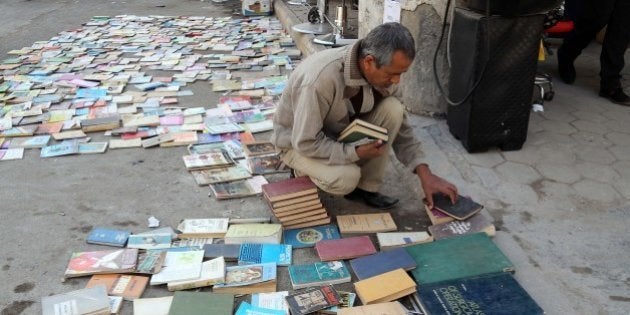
{"left": 383, "top": 0, "right": 401, "bottom": 23}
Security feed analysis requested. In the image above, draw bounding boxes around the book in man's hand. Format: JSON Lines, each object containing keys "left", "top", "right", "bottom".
{"left": 338, "top": 119, "right": 388, "bottom": 144}
{"left": 429, "top": 194, "right": 483, "bottom": 220}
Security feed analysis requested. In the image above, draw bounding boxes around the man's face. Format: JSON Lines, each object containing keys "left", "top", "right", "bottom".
{"left": 361, "top": 50, "right": 413, "bottom": 89}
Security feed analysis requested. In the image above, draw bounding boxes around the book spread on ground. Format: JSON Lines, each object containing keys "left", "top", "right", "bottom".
{"left": 283, "top": 224, "right": 341, "bottom": 248}
{"left": 262, "top": 176, "right": 318, "bottom": 202}
{"left": 85, "top": 274, "right": 149, "bottom": 300}
{"left": 127, "top": 233, "right": 172, "bottom": 250}
{"left": 150, "top": 250, "right": 204, "bottom": 285}
{"left": 431, "top": 194, "right": 484, "bottom": 220}
{"left": 42, "top": 285, "right": 110, "bottom": 315}
{"left": 336, "top": 213, "right": 397, "bottom": 233}
{"left": 250, "top": 291, "right": 290, "bottom": 314}
{"left": 354, "top": 268, "right": 416, "bottom": 305}
{"left": 224, "top": 224, "right": 283, "bottom": 244}
{"left": 376, "top": 231, "right": 433, "bottom": 250}
{"left": 349, "top": 247, "right": 417, "bottom": 280}
{"left": 177, "top": 218, "right": 230, "bottom": 238}
{"left": 213, "top": 262, "right": 277, "bottom": 289}
{"left": 428, "top": 213, "right": 496, "bottom": 240}
{"left": 238, "top": 243, "right": 292, "bottom": 266}
{"left": 64, "top": 248, "right": 138, "bottom": 278}
{"left": 133, "top": 296, "right": 173, "bottom": 315}
{"left": 167, "top": 291, "right": 235, "bottom": 315}
{"left": 285, "top": 285, "right": 341, "bottom": 315}
{"left": 167, "top": 256, "right": 226, "bottom": 291}
{"left": 203, "top": 244, "right": 241, "bottom": 261}
{"left": 315, "top": 236, "right": 377, "bottom": 261}
{"left": 288, "top": 261, "right": 351, "bottom": 289}
{"left": 86, "top": 227, "right": 130, "bottom": 247}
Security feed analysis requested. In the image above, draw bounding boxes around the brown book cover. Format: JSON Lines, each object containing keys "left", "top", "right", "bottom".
{"left": 262, "top": 176, "right": 318, "bottom": 202}
{"left": 86, "top": 274, "right": 149, "bottom": 300}
{"left": 271, "top": 193, "right": 320, "bottom": 208}
{"left": 277, "top": 208, "right": 327, "bottom": 222}
{"left": 353, "top": 269, "right": 416, "bottom": 305}
{"left": 280, "top": 211, "right": 329, "bottom": 225}
{"left": 283, "top": 217, "right": 332, "bottom": 230}
{"left": 336, "top": 213, "right": 397, "bottom": 234}
{"left": 315, "top": 236, "right": 376, "bottom": 261}
{"left": 272, "top": 199, "right": 322, "bottom": 213}
{"left": 273, "top": 203, "right": 323, "bottom": 218}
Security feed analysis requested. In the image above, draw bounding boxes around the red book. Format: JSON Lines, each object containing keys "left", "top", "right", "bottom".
{"left": 315, "top": 236, "right": 377, "bottom": 261}
{"left": 262, "top": 176, "right": 318, "bottom": 202}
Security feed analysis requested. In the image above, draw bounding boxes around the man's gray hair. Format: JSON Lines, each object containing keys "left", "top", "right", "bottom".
{"left": 358, "top": 22, "right": 415, "bottom": 67}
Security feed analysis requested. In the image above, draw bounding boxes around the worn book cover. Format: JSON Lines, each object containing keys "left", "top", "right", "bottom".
{"left": 203, "top": 244, "right": 241, "bottom": 261}
{"left": 250, "top": 291, "right": 290, "bottom": 314}
{"left": 42, "top": 285, "right": 110, "bottom": 315}
{"left": 354, "top": 268, "right": 416, "bottom": 305}
{"left": 224, "top": 223, "right": 283, "bottom": 244}
{"left": 127, "top": 233, "right": 172, "bottom": 250}
{"left": 210, "top": 176, "right": 268, "bottom": 200}
{"left": 213, "top": 262, "right": 277, "bottom": 288}
{"left": 238, "top": 244, "right": 292, "bottom": 266}
{"left": 78, "top": 142, "right": 109, "bottom": 154}
{"left": 406, "top": 232, "right": 514, "bottom": 285}
{"left": 273, "top": 203, "right": 324, "bottom": 219}
{"left": 270, "top": 193, "right": 320, "bottom": 209}
{"left": 417, "top": 273, "right": 544, "bottom": 315}
{"left": 135, "top": 249, "right": 166, "bottom": 274}
{"left": 262, "top": 176, "right": 318, "bottom": 202}
{"left": 320, "top": 291, "right": 356, "bottom": 314}
{"left": 376, "top": 231, "right": 433, "bottom": 250}
{"left": 182, "top": 150, "right": 235, "bottom": 170}
{"left": 336, "top": 213, "right": 397, "bottom": 234}
{"left": 428, "top": 213, "right": 496, "bottom": 240}
{"left": 338, "top": 119, "right": 388, "bottom": 143}
{"left": 150, "top": 250, "right": 204, "bottom": 285}
{"left": 288, "top": 261, "right": 351, "bottom": 289}
{"left": 243, "top": 140, "right": 276, "bottom": 157}
{"left": 277, "top": 208, "right": 328, "bottom": 224}
{"left": 283, "top": 224, "right": 341, "bottom": 248}
{"left": 86, "top": 227, "right": 130, "bottom": 247}
{"left": 64, "top": 248, "right": 138, "bottom": 278}
{"left": 431, "top": 194, "right": 484, "bottom": 220}
{"left": 7, "top": 135, "right": 50, "bottom": 149}
{"left": 349, "top": 247, "right": 417, "bottom": 280}
{"left": 167, "top": 292, "right": 234, "bottom": 315}
{"left": 190, "top": 165, "right": 251, "bottom": 185}
{"left": 167, "top": 256, "right": 226, "bottom": 291}
{"left": 86, "top": 274, "right": 149, "bottom": 300}
{"left": 286, "top": 285, "right": 341, "bottom": 315}
{"left": 315, "top": 236, "right": 376, "bottom": 261}
{"left": 41, "top": 140, "right": 79, "bottom": 158}
{"left": 247, "top": 153, "right": 289, "bottom": 174}
{"left": 177, "top": 218, "right": 230, "bottom": 238}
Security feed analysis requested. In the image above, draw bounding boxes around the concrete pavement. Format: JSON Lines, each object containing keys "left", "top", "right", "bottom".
{"left": 1, "top": 1, "right": 629, "bottom": 314}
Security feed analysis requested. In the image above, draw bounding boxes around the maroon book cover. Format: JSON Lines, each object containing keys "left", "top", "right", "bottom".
{"left": 315, "top": 236, "right": 377, "bottom": 261}
{"left": 262, "top": 176, "right": 318, "bottom": 202}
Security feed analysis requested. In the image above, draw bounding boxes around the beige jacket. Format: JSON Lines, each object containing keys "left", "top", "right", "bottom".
{"left": 271, "top": 40, "right": 424, "bottom": 170}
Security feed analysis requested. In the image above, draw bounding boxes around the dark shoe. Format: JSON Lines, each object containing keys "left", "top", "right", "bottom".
{"left": 344, "top": 188, "right": 399, "bottom": 209}
{"left": 557, "top": 48, "right": 576, "bottom": 84}
{"left": 599, "top": 87, "right": 630, "bottom": 106}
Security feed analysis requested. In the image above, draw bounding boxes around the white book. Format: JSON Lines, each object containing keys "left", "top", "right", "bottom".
{"left": 167, "top": 256, "right": 226, "bottom": 291}
{"left": 109, "top": 138, "right": 142, "bottom": 149}
{"left": 133, "top": 296, "right": 173, "bottom": 315}
{"left": 42, "top": 285, "right": 110, "bottom": 315}
{"left": 176, "top": 218, "right": 229, "bottom": 238}
{"left": 251, "top": 291, "right": 290, "bottom": 315}
{"left": 376, "top": 231, "right": 433, "bottom": 250}
{"left": 149, "top": 250, "right": 204, "bottom": 285}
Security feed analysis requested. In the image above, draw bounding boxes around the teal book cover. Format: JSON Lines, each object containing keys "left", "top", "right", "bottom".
{"left": 417, "top": 273, "right": 544, "bottom": 315}
{"left": 406, "top": 232, "right": 514, "bottom": 285}
{"left": 283, "top": 224, "right": 341, "bottom": 248}
{"left": 238, "top": 244, "right": 292, "bottom": 266}
{"left": 288, "top": 261, "right": 351, "bottom": 289}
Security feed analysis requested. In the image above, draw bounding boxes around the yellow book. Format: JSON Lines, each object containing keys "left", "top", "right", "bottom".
{"left": 354, "top": 269, "right": 416, "bottom": 305}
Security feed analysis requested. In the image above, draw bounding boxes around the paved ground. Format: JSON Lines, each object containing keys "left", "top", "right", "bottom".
{"left": 1, "top": 1, "right": 629, "bottom": 315}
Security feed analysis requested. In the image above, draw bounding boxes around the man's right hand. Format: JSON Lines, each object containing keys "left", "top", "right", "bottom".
{"left": 355, "top": 140, "right": 386, "bottom": 159}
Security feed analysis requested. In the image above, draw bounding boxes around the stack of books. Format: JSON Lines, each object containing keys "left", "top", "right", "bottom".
{"left": 261, "top": 176, "right": 330, "bottom": 229}
{"left": 423, "top": 194, "right": 495, "bottom": 240}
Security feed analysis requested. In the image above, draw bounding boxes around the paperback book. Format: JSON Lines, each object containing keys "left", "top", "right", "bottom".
{"left": 288, "top": 261, "right": 351, "bottom": 289}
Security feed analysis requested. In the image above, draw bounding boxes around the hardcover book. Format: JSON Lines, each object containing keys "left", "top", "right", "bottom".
{"left": 430, "top": 194, "right": 484, "bottom": 220}
{"left": 283, "top": 224, "right": 341, "bottom": 248}
{"left": 428, "top": 213, "right": 496, "bottom": 240}
{"left": 354, "top": 268, "right": 416, "bottom": 305}
{"left": 42, "top": 285, "right": 110, "bottom": 315}
{"left": 86, "top": 227, "right": 130, "bottom": 247}
{"left": 262, "top": 176, "right": 318, "bottom": 202}
{"left": 336, "top": 213, "right": 397, "bottom": 234}
{"left": 349, "top": 247, "right": 417, "bottom": 280}
{"left": 288, "top": 261, "right": 351, "bottom": 289}
{"left": 167, "top": 292, "right": 234, "bottom": 315}
{"left": 64, "top": 248, "right": 138, "bottom": 278}
{"left": 315, "top": 236, "right": 376, "bottom": 261}
{"left": 285, "top": 285, "right": 341, "bottom": 315}
{"left": 86, "top": 274, "right": 149, "bottom": 300}
{"left": 406, "top": 232, "right": 514, "bottom": 285}
{"left": 238, "top": 243, "right": 292, "bottom": 266}
{"left": 338, "top": 119, "right": 388, "bottom": 143}
{"left": 224, "top": 223, "right": 283, "bottom": 244}
{"left": 416, "top": 273, "right": 544, "bottom": 315}
{"left": 376, "top": 231, "right": 433, "bottom": 250}
{"left": 203, "top": 244, "right": 241, "bottom": 261}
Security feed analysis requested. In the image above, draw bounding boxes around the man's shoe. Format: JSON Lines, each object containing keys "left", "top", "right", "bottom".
{"left": 599, "top": 88, "right": 630, "bottom": 106}
{"left": 557, "top": 49, "right": 576, "bottom": 84}
{"left": 344, "top": 188, "right": 399, "bottom": 209}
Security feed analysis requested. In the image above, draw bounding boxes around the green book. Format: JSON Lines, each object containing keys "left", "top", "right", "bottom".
{"left": 168, "top": 292, "right": 234, "bottom": 315}
{"left": 405, "top": 232, "right": 514, "bottom": 285}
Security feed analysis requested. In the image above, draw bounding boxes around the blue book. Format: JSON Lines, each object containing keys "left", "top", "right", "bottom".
{"left": 235, "top": 302, "right": 285, "bottom": 315}
{"left": 417, "top": 273, "right": 544, "bottom": 315}
{"left": 288, "top": 261, "right": 351, "bottom": 289}
{"left": 86, "top": 227, "right": 130, "bottom": 247}
{"left": 238, "top": 244, "right": 292, "bottom": 266}
{"left": 283, "top": 224, "right": 341, "bottom": 248}
{"left": 349, "top": 247, "right": 417, "bottom": 280}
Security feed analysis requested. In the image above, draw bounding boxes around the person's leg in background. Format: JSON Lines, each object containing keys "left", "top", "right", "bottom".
{"left": 598, "top": 0, "right": 630, "bottom": 105}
